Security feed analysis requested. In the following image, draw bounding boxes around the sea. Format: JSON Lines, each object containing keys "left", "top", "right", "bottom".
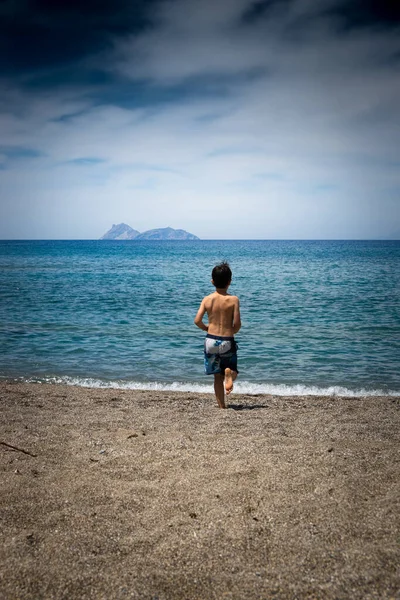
{"left": 1, "top": 240, "right": 399, "bottom": 397}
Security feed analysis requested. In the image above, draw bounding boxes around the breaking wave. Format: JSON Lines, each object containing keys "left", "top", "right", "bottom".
{"left": 10, "top": 375, "right": 400, "bottom": 397}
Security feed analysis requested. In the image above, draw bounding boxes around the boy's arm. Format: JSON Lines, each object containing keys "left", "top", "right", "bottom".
{"left": 194, "top": 299, "right": 208, "bottom": 332}
{"left": 232, "top": 297, "right": 241, "bottom": 334}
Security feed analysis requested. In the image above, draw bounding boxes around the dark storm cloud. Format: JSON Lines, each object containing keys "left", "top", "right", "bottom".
{"left": 0, "top": 0, "right": 153, "bottom": 75}
{"left": 240, "top": 0, "right": 292, "bottom": 24}
{"left": 240, "top": 0, "right": 400, "bottom": 29}
{"left": 1, "top": 0, "right": 399, "bottom": 85}
{"left": 325, "top": 0, "right": 400, "bottom": 30}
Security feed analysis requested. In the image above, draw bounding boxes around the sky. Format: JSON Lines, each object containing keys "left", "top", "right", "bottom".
{"left": 0, "top": 0, "right": 399, "bottom": 240}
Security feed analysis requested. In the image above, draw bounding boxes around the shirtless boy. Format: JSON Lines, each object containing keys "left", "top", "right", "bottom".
{"left": 194, "top": 262, "right": 241, "bottom": 408}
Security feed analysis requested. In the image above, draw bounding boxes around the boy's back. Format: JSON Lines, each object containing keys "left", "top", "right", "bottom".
{"left": 203, "top": 291, "right": 240, "bottom": 338}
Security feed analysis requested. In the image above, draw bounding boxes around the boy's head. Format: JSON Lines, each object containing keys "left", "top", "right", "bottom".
{"left": 212, "top": 261, "right": 232, "bottom": 289}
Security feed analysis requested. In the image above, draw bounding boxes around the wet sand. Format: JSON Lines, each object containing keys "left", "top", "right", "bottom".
{"left": 1, "top": 381, "right": 399, "bottom": 599}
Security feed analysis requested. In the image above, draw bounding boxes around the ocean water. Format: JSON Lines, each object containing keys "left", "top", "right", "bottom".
{"left": 1, "top": 240, "right": 399, "bottom": 396}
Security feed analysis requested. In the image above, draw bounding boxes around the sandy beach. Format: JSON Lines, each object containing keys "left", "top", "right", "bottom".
{"left": 1, "top": 381, "right": 399, "bottom": 599}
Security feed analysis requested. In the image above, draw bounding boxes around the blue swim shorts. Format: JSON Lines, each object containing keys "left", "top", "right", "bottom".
{"left": 204, "top": 334, "right": 238, "bottom": 376}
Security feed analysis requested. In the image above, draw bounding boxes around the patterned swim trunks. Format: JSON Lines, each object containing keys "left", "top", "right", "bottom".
{"left": 204, "top": 334, "right": 238, "bottom": 375}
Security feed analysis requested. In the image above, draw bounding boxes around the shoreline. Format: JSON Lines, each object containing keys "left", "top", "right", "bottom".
{"left": 1, "top": 382, "right": 399, "bottom": 599}
{"left": 2, "top": 376, "right": 399, "bottom": 398}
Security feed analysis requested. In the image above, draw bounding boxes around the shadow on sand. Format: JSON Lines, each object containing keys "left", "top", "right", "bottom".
{"left": 227, "top": 404, "right": 269, "bottom": 411}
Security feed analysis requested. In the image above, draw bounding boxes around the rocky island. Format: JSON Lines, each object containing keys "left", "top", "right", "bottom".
{"left": 100, "top": 223, "right": 140, "bottom": 240}
{"left": 101, "top": 223, "right": 199, "bottom": 240}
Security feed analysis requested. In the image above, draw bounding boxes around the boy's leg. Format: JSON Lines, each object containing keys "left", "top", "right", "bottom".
{"left": 224, "top": 368, "right": 237, "bottom": 395}
{"left": 213, "top": 373, "right": 226, "bottom": 408}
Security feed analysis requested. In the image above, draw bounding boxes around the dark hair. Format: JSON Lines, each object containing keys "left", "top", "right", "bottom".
{"left": 212, "top": 261, "right": 232, "bottom": 288}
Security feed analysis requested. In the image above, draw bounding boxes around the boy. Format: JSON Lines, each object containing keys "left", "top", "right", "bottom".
{"left": 194, "top": 262, "right": 241, "bottom": 408}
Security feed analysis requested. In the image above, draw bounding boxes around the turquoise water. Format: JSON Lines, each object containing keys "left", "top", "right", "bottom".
{"left": 1, "top": 240, "right": 399, "bottom": 396}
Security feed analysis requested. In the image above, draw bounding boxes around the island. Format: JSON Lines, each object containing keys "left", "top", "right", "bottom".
{"left": 100, "top": 223, "right": 199, "bottom": 240}
{"left": 100, "top": 223, "right": 140, "bottom": 240}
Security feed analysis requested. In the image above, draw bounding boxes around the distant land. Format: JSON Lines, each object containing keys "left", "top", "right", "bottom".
{"left": 100, "top": 223, "right": 200, "bottom": 240}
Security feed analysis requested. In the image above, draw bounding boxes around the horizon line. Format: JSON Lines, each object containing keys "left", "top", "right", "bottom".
{"left": 1, "top": 238, "right": 399, "bottom": 242}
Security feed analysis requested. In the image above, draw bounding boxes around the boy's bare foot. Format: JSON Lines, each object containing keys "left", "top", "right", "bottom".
{"left": 225, "top": 368, "right": 234, "bottom": 395}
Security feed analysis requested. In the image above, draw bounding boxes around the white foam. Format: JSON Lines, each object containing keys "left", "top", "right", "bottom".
{"left": 20, "top": 375, "right": 400, "bottom": 397}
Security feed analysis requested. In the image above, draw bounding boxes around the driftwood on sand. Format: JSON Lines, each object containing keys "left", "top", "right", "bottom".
{"left": 1, "top": 441, "right": 37, "bottom": 457}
